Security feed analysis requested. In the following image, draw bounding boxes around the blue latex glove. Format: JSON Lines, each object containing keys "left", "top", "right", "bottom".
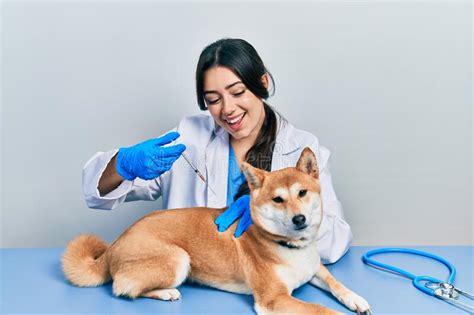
{"left": 116, "top": 131, "right": 186, "bottom": 181}
{"left": 215, "top": 195, "right": 252, "bottom": 237}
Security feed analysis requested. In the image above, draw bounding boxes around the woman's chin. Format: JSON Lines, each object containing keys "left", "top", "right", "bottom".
{"left": 229, "top": 126, "right": 253, "bottom": 139}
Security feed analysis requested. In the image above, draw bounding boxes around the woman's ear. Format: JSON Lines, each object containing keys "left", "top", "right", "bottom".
{"left": 261, "top": 73, "right": 269, "bottom": 89}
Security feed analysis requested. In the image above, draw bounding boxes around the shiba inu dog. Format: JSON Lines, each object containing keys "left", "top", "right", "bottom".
{"left": 62, "top": 147, "right": 371, "bottom": 314}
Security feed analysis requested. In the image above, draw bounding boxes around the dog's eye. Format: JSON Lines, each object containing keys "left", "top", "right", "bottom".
{"left": 272, "top": 196, "right": 284, "bottom": 203}
{"left": 299, "top": 190, "right": 307, "bottom": 198}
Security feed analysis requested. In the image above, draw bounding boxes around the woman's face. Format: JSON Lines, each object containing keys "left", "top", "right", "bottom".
{"left": 203, "top": 66, "right": 267, "bottom": 141}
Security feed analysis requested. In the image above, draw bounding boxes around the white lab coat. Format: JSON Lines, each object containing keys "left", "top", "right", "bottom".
{"left": 82, "top": 113, "right": 353, "bottom": 264}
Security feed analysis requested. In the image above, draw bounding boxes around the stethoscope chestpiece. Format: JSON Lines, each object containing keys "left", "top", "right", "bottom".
{"left": 426, "top": 282, "right": 460, "bottom": 300}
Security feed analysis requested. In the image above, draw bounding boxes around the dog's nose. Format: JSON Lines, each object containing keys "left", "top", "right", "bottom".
{"left": 292, "top": 215, "right": 306, "bottom": 227}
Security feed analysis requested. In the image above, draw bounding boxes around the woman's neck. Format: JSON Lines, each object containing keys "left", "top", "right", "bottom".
{"left": 230, "top": 107, "right": 266, "bottom": 164}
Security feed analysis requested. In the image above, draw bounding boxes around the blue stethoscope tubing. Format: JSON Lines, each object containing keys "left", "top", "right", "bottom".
{"left": 362, "top": 247, "right": 456, "bottom": 296}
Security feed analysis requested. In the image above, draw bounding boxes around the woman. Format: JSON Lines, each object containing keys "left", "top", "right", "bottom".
{"left": 82, "top": 38, "right": 352, "bottom": 264}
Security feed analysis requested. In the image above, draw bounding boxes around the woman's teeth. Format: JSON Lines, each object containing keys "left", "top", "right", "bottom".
{"left": 226, "top": 113, "right": 245, "bottom": 125}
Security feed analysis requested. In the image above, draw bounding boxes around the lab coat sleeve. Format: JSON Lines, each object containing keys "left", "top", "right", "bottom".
{"left": 82, "top": 149, "right": 163, "bottom": 210}
{"left": 312, "top": 143, "right": 353, "bottom": 264}
{"left": 81, "top": 116, "right": 186, "bottom": 210}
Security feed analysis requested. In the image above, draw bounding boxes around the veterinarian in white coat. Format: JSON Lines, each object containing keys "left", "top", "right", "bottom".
{"left": 82, "top": 38, "right": 353, "bottom": 264}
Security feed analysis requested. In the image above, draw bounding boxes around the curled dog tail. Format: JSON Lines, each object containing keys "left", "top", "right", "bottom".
{"left": 61, "top": 234, "right": 111, "bottom": 287}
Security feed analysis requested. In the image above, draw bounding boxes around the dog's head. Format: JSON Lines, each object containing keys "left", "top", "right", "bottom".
{"left": 241, "top": 147, "right": 322, "bottom": 241}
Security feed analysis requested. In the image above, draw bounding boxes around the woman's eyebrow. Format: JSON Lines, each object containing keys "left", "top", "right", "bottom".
{"left": 203, "top": 81, "right": 243, "bottom": 95}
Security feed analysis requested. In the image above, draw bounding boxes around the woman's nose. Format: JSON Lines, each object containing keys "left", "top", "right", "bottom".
{"left": 221, "top": 97, "right": 237, "bottom": 116}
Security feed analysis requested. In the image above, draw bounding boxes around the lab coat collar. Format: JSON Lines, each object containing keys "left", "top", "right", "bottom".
{"left": 206, "top": 123, "right": 229, "bottom": 208}
{"left": 273, "top": 115, "right": 301, "bottom": 155}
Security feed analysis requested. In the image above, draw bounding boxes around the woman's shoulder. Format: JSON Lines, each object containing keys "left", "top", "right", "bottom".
{"left": 293, "top": 125, "right": 319, "bottom": 144}
{"left": 280, "top": 121, "right": 331, "bottom": 163}
{"left": 278, "top": 120, "right": 320, "bottom": 147}
{"left": 176, "top": 114, "right": 215, "bottom": 135}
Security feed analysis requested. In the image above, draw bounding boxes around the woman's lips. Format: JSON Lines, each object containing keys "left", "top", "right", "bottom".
{"left": 225, "top": 113, "right": 246, "bottom": 131}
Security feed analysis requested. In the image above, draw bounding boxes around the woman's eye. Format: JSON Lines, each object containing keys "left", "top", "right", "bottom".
{"left": 207, "top": 99, "right": 220, "bottom": 105}
{"left": 233, "top": 90, "right": 245, "bottom": 96}
{"left": 299, "top": 190, "right": 307, "bottom": 198}
{"left": 272, "top": 196, "right": 284, "bottom": 203}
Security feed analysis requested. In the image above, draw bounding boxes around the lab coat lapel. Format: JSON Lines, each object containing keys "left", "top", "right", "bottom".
{"left": 271, "top": 116, "right": 301, "bottom": 170}
{"left": 205, "top": 124, "right": 229, "bottom": 208}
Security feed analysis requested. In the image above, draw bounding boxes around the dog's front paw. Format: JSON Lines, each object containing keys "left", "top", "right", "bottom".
{"left": 339, "top": 292, "right": 371, "bottom": 314}
{"left": 142, "top": 288, "right": 182, "bottom": 301}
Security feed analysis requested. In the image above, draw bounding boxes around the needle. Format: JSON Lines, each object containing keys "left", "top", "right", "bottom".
{"left": 180, "top": 152, "right": 217, "bottom": 196}
{"left": 168, "top": 136, "right": 217, "bottom": 196}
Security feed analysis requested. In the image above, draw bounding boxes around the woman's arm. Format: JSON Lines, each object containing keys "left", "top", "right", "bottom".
{"left": 82, "top": 149, "right": 162, "bottom": 210}
{"left": 82, "top": 116, "right": 196, "bottom": 210}
{"left": 97, "top": 153, "right": 124, "bottom": 196}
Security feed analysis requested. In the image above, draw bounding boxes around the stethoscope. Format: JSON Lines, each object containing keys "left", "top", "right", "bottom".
{"left": 362, "top": 247, "right": 474, "bottom": 313}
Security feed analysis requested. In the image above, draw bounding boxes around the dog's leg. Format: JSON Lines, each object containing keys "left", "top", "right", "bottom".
{"left": 254, "top": 293, "right": 342, "bottom": 315}
{"left": 310, "top": 263, "right": 371, "bottom": 314}
{"left": 110, "top": 241, "right": 190, "bottom": 301}
{"left": 251, "top": 274, "right": 341, "bottom": 315}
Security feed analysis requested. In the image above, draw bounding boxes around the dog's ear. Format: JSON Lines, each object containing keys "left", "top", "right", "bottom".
{"left": 240, "top": 162, "right": 267, "bottom": 190}
{"left": 296, "top": 147, "right": 319, "bottom": 180}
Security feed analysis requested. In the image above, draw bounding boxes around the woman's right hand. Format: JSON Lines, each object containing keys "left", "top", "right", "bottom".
{"left": 116, "top": 131, "right": 186, "bottom": 181}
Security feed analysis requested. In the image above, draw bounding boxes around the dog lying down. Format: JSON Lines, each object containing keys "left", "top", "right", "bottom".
{"left": 62, "top": 147, "right": 371, "bottom": 314}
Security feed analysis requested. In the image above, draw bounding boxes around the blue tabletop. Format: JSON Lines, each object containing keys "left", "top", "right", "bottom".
{"left": 1, "top": 246, "right": 472, "bottom": 314}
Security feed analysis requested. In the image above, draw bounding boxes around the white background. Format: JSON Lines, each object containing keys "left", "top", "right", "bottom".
{"left": 1, "top": 1, "right": 472, "bottom": 247}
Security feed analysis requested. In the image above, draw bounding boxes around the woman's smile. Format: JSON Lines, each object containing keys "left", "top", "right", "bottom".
{"left": 224, "top": 112, "right": 246, "bottom": 132}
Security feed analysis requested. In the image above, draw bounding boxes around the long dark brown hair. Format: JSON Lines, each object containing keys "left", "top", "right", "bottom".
{"left": 195, "top": 38, "right": 284, "bottom": 201}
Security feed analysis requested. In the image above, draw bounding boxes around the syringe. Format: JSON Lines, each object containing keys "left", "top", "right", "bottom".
{"left": 180, "top": 152, "right": 217, "bottom": 196}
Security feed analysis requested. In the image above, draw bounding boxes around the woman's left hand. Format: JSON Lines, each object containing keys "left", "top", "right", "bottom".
{"left": 214, "top": 195, "right": 252, "bottom": 237}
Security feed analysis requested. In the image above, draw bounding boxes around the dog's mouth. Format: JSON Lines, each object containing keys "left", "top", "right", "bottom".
{"left": 294, "top": 224, "right": 308, "bottom": 231}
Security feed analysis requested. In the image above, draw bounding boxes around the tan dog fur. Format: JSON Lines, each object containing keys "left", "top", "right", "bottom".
{"left": 62, "top": 147, "right": 371, "bottom": 314}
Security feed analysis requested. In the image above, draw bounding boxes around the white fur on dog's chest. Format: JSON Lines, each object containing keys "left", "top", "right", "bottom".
{"left": 274, "top": 242, "right": 320, "bottom": 293}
